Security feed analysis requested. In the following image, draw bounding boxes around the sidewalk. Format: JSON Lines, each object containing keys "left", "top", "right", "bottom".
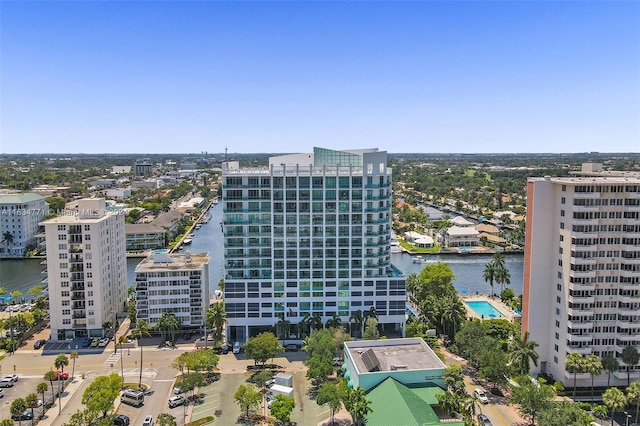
{"left": 38, "top": 376, "right": 87, "bottom": 426}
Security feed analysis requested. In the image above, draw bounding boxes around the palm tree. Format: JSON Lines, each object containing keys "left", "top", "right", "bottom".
{"left": 25, "top": 393, "right": 38, "bottom": 423}
{"left": 1, "top": 231, "right": 14, "bottom": 246}
{"left": 602, "top": 354, "right": 620, "bottom": 388}
{"left": 325, "top": 314, "right": 342, "bottom": 329}
{"left": 483, "top": 261, "right": 497, "bottom": 297}
{"left": 131, "top": 319, "right": 152, "bottom": 388}
{"left": 275, "top": 314, "right": 290, "bottom": 345}
{"left": 349, "top": 310, "right": 364, "bottom": 339}
{"left": 69, "top": 351, "right": 78, "bottom": 379}
{"left": 627, "top": 381, "right": 640, "bottom": 426}
{"left": 509, "top": 331, "right": 540, "bottom": 376}
{"left": 36, "top": 382, "right": 48, "bottom": 410}
{"left": 207, "top": 301, "right": 226, "bottom": 344}
{"left": 43, "top": 371, "right": 56, "bottom": 405}
{"left": 156, "top": 311, "right": 180, "bottom": 344}
{"left": 622, "top": 345, "right": 639, "bottom": 387}
{"left": 494, "top": 262, "right": 511, "bottom": 294}
{"left": 436, "top": 391, "right": 458, "bottom": 417}
{"left": 566, "top": 352, "right": 585, "bottom": 400}
{"left": 54, "top": 354, "right": 69, "bottom": 375}
{"left": 310, "top": 312, "right": 323, "bottom": 332}
{"left": 603, "top": 387, "right": 626, "bottom": 426}
{"left": 345, "top": 387, "right": 372, "bottom": 426}
{"left": 10, "top": 398, "right": 27, "bottom": 426}
{"left": 584, "top": 354, "right": 603, "bottom": 404}
{"left": 297, "top": 313, "right": 311, "bottom": 339}
{"left": 456, "top": 392, "right": 478, "bottom": 425}
{"left": 443, "top": 295, "right": 467, "bottom": 339}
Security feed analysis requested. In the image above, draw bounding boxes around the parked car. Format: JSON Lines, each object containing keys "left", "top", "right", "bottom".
{"left": 142, "top": 416, "right": 153, "bottom": 426}
{"left": 90, "top": 338, "right": 100, "bottom": 347}
{"left": 168, "top": 395, "right": 187, "bottom": 408}
{"left": 285, "top": 344, "right": 298, "bottom": 352}
{"left": 474, "top": 388, "right": 489, "bottom": 404}
{"left": 99, "top": 338, "right": 110, "bottom": 347}
{"left": 0, "top": 378, "right": 13, "bottom": 388}
{"left": 265, "top": 378, "right": 276, "bottom": 388}
{"left": 265, "top": 393, "right": 275, "bottom": 408}
{"left": 34, "top": 339, "right": 46, "bottom": 349}
{"left": 4, "top": 374, "right": 18, "bottom": 383}
{"left": 82, "top": 338, "right": 93, "bottom": 347}
{"left": 11, "top": 411, "right": 33, "bottom": 421}
{"left": 113, "top": 414, "right": 130, "bottom": 426}
{"left": 233, "top": 342, "right": 241, "bottom": 354}
{"left": 221, "top": 344, "right": 229, "bottom": 354}
{"left": 477, "top": 414, "right": 492, "bottom": 425}
{"left": 173, "top": 386, "right": 182, "bottom": 395}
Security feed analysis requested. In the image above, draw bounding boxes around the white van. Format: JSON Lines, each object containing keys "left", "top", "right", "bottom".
{"left": 121, "top": 389, "right": 144, "bottom": 407}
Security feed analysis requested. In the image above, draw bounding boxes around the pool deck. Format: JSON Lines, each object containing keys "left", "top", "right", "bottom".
{"left": 460, "top": 294, "right": 521, "bottom": 323}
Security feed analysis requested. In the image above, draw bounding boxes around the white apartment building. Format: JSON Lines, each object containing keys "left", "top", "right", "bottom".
{"left": 134, "top": 251, "right": 210, "bottom": 329}
{"left": 523, "top": 163, "right": 640, "bottom": 387}
{"left": 221, "top": 147, "right": 406, "bottom": 343}
{"left": 42, "top": 198, "right": 127, "bottom": 340}
{"left": 0, "top": 193, "right": 48, "bottom": 258}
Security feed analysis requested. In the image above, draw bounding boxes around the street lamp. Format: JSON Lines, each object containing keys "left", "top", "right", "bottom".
{"left": 112, "top": 310, "right": 118, "bottom": 354}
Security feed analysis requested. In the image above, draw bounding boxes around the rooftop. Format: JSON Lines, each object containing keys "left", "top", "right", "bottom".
{"left": 0, "top": 193, "right": 46, "bottom": 204}
{"left": 345, "top": 338, "right": 445, "bottom": 374}
{"left": 135, "top": 252, "right": 209, "bottom": 272}
{"left": 365, "top": 378, "right": 463, "bottom": 426}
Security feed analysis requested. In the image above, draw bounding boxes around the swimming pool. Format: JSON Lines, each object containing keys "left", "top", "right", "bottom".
{"left": 465, "top": 300, "right": 504, "bottom": 319}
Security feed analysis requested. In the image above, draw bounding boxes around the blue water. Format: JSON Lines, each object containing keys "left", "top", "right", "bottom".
{"left": 465, "top": 301, "right": 503, "bottom": 318}
{"left": 5, "top": 202, "right": 524, "bottom": 297}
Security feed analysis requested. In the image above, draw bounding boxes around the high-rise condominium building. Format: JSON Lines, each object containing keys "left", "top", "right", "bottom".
{"left": 523, "top": 163, "right": 640, "bottom": 387}
{"left": 222, "top": 147, "right": 406, "bottom": 343}
{"left": 134, "top": 251, "right": 210, "bottom": 329}
{"left": 42, "top": 198, "right": 127, "bottom": 340}
{"left": 0, "top": 193, "right": 48, "bottom": 258}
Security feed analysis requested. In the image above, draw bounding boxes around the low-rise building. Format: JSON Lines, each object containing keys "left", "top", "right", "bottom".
{"left": 445, "top": 226, "right": 479, "bottom": 247}
{"left": 134, "top": 251, "right": 210, "bottom": 329}
{"left": 342, "top": 338, "right": 461, "bottom": 426}
{"left": 151, "top": 210, "right": 184, "bottom": 239}
{"left": 125, "top": 224, "right": 166, "bottom": 251}
{"left": 0, "top": 193, "right": 49, "bottom": 258}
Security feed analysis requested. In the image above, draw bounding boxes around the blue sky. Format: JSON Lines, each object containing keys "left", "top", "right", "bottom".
{"left": 1, "top": 1, "right": 638, "bottom": 154}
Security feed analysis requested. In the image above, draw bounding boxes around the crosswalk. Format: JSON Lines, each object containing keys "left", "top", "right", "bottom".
{"left": 103, "top": 352, "right": 121, "bottom": 367}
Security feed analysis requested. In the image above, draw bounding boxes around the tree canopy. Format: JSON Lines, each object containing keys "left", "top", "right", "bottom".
{"left": 244, "top": 332, "right": 282, "bottom": 368}
{"left": 81, "top": 373, "right": 123, "bottom": 418}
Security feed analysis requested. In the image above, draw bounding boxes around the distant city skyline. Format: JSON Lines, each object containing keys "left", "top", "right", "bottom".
{"left": 1, "top": 1, "right": 638, "bottom": 154}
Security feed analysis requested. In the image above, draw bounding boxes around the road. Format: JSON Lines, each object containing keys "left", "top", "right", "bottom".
{"left": 440, "top": 346, "right": 526, "bottom": 426}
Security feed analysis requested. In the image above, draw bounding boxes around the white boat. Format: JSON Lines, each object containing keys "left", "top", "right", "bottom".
{"left": 412, "top": 255, "right": 426, "bottom": 263}
{"left": 183, "top": 238, "right": 193, "bottom": 245}
{"left": 390, "top": 239, "right": 401, "bottom": 254}
{"left": 195, "top": 224, "right": 202, "bottom": 230}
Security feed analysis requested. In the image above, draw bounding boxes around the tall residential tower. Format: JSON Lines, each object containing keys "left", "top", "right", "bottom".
{"left": 523, "top": 163, "right": 640, "bottom": 387}
{"left": 221, "top": 147, "right": 406, "bottom": 342}
{"left": 42, "top": 198, "right": 127, "bottom": 340}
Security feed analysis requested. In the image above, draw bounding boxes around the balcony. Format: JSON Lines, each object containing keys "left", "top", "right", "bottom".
{"left": 567, "top": 334, "right": 593, "bottom": 343}
{"left": 616, "top": 334, "right": 640, "bottom": 343}
{"left": 568, "top": 295, "right": 595, "bottom": 304}
{"left": 72, "top": 320, "right": 87, "bottom": 329}
{"left": 567, "top": 307, "right": 594, "bottom": 317}
{"left": 567, "top": 320, "right": 593, "bottom": 329}
{"left": 569, "top": 270, "right": 596, "bottom": 279}
{"left": 618, "top": 295, "right": 640, "bottom": 304}
{"left": 71, "top": 293, "right": 85, "bottom": 301}
{"left": 566, "top": 347, "right": 592, "bottom": 356}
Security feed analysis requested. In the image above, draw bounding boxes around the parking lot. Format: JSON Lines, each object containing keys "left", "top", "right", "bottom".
{"left": 190, "top": 368, "right": 327, "bottom": 426}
